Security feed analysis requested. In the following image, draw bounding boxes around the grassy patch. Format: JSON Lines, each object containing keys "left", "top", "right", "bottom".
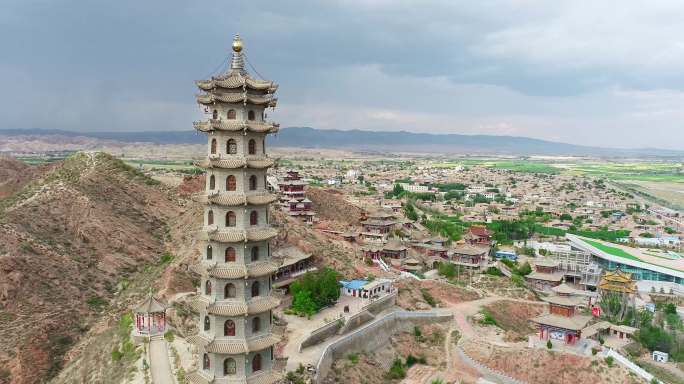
{"left": 420, "top": 288, "right": 438, "bottom": 307}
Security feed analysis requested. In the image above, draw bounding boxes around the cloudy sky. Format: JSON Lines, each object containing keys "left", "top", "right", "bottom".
{"left": 2, "top": 0, "right": 684, "bottom": 149}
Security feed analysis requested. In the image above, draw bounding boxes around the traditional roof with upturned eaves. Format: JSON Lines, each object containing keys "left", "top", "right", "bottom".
{"left": 193, "top": 120, "right": 279, "bottom": 134}
{"left": 196, "top": 74, "right": 277, "bottom": 93}
{"left": 196, "top": 192, "right": 278, "bottom": 207}
{"left": 199, "top": 227, "right": 279, "bottom": 243}
{"left": 191, "top": 295, "right": 280, "bottom": 316}
{"left": 196, "top": 92, "right": 277, "bottom": 107}
{"left": 195, "top": 156, "right": 275, "bottom": 170}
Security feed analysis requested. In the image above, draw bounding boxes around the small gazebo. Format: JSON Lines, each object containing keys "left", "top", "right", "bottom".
{"left": 133, "top": 295, "right": 167, "bottom": 336}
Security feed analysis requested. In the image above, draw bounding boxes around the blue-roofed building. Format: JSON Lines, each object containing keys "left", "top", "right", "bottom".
{"left": 340, "top": 279, "right": 368, "bottom": 298}
{"left": 495, "top": 250, "right": 518, "bottom": 261}
{"left": 340, "top": 279, "right": 394, "bottom": 299}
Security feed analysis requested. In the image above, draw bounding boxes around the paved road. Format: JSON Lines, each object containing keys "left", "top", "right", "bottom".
{"left": 150, "top": 338, "right": 174, "bottom": 384}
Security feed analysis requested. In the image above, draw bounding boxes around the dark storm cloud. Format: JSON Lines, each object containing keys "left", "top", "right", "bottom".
{"left": 1, "top": 0, "right": 683, "bottom": 148}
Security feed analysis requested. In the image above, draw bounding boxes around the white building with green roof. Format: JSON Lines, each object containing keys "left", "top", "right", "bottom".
{"left": 567, "top": 234, "right": 684, "bottom": 290}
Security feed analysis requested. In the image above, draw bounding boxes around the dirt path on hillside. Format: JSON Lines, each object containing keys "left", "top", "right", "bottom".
{"left": 150, "top": 338, "right": 174, "bottom": 384}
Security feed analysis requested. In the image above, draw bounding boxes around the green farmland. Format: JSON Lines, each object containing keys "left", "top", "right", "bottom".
{"left": 434, "top": 158, "right": 683, "bottom": 182}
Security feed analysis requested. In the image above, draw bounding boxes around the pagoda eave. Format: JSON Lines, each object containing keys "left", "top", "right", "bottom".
{"left": 200, "top": 227, "right": 279, "bottom": 243}
{"left": 195, "top": 192, "right": 278, "bottom": 207}
{"left": 191, "top": 295, "right": 280, "bottom": 316}
{"left": 187, "top": 370, "right": 281, "bottom": 384}
{"left": 193, "top": 121, "right": 279, "bottom": 134}
{"left": 195, "top": 78, "right": 278, "bottom": 93}
{"left": 187, "top": 334, "right": 281, "bottom": 354}
{"left": 196, "top": 93, "right": 277, "bottom": 107}
{"left": 196, "top": 157, "right": 275, "bottom": 170}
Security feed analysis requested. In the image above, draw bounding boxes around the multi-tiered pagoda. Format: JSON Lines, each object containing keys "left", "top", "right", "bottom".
{"left": 187, "top": 35, "right": 281, "bottom": 384}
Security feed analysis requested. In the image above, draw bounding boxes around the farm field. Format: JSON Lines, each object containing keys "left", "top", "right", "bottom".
{"left": 123, "top": 159, "right": 198, "bottom": 172}
{"left": 621, "top": 181, "right": 684, "bottom": 210}
{"left": 434, "top": 159, "right": 683, "bottom": 179}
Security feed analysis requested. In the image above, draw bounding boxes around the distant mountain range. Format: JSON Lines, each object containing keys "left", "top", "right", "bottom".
{"left": 2, "top": 127, "right": 683, "bottom": 157}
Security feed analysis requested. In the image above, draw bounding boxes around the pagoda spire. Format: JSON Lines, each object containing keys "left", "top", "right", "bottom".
{"left": 230, "top": 34, "right": 246, "bottom": 74}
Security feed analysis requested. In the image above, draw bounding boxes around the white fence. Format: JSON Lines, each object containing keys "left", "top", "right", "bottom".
{"left": 602, "top": 348, "right": 658, "bottom": 383}
{"left": 374, "top": 257, "right": 390, "bottom": 272}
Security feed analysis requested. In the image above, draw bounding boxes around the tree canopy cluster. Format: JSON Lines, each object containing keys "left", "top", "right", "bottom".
{"left": 290, "top": 268, "right": 341, "bottom": 317}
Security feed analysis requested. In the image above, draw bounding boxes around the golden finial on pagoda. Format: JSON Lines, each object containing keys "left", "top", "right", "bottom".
{"left": 232, "top": 34, "right": 243, "bottom": 53}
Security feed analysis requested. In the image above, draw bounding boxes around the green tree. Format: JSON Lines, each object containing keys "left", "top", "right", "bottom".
{"left": 392, "top": 183, "right": 405, "bottom": 197}
{"left": 291, "top": 290, "right": 317, "bottom": 317}
{"left": 289, "top": 268, "right": 341, "bottom": 315}
{"left": 516, "top": 262, "right": 532, "bottom": 276}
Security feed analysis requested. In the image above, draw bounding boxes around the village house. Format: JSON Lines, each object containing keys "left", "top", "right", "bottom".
{"left": 340, "top": 279, "right": 394, "bottom": 299}
{"left": 361, "top": 210, "right": 397, "bottom": 235}
{"left": 361, "top": 240, "right": 408, "bottom": 261}
{"left": 450, "top": 244, "right": 490, "bottom": 269}
{"left": 525, "top": 259, "right": 565, "bottom": 291}
{"left": 271, "top": 246, "right": 316, "bottom": 290}
{"left": 531, "top": 296, "right": 592, "bottom": 345}
{"left": 463, "top": 226, "right": 492, "bottom": 246}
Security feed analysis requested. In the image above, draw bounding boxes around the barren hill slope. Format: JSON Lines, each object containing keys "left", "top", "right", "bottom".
{"left": 0, "top": 152, "right": 181, "bottom": 384}
{"left": 0, "top": 157, "right": 56, "bottom": 199}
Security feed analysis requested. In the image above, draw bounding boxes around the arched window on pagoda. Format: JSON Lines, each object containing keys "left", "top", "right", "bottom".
{"left": 226, "top": 175, "right": 236, "bottom": 191}
{"left": 262, "top": 138, "right": 266, "bottom": 154}
{"left": 225, "top": 247, "right": 236, "bottom": 262}
{"left": 252, "top": 316, "right": 261, "bottom": 333}
{"left": 203, "top": 353, "right": 210, "bottom": 370}
{"left": 251, "top": 281, "right": 260, "bottom": 298}
{"left": 250, "top": 211, "right": 258, "bottom": 226}
{"left": 205, "top": 280, "right": 212, "bottom": 295}
{"left": 224, "top": 320, "right": 235, "bottom": 336}
{"left": 248, "top": 110, "right": 256, "bottom": 121}
{"left": 227, "top": 139, "right": 237, "bottom": 154}
{"left": 227, "top": 109, "right": 236, "bottom": 119}
{"left": 224, "top": 283, "right": 236, "bottom": 298}
{"left": 226, "top": 211, "right": 236, "bottom": 227}
{"left": 248, "top": 139, "right": 257, "bottom": 155}
{"left": 251, "top": 246, "right": 259, "bottom": 262}
{"left": 249, "top": 175, "right": 257, "bottom": 191}
{"left": 203, "top": 316, "right": 210, "bottom": 331}
{"left": 209, "top": 175, "right": 216, "bottom": 190}
{"left": 252, "top": 354, "right": 262, "bottom": 372}
{"left": 210, "top": 138, "right": 217, "bottom": 154}
{"left": 224, "top": 358, "right": 236, "bottom": 375}
{"left": 212, "top": 109, "right": 218, "bottom": 120}
{"left": 206, "top": 245, "right": 213, "bottom": 260}
{"left": 207, "top": 210, "right": 214, "bottom": 225}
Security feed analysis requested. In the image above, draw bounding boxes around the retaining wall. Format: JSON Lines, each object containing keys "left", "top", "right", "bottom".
{"left": 299, "top": 292, "right": 398, "bottom": 350}
{"left": 299, "top": 318, "right": 344, "bottom": 351}
{"left": 456, "top": 344, "right": 528, "bottom": 384}
{"left": 313, "top": 311, "right": 453, "bottom": 383}
{"left": 363, "top": 291, "right": 397, "bottom": 315}
{"left": 337, "top": 310, "right": 375, "bottom": 335}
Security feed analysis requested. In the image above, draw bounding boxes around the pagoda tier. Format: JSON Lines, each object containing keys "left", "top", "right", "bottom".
{"left": 193, "top": 260, "right": 280, "bottom": 279}
{"left": 189, "top": 35, "right": 281, "bottom": 384}
{"left": 187, "top": 333, "right": 281, "bottom": 354}
{"left": 197, "top": 192, "right": 278, "bottom": 207}
{"left": 196, "top": 75, "right": 278, "bottom": 93}
{"left": 191, "top": 295, "right": 281, "bottom": 316}
{"left": 193, "top": 120, "right": 279, "bottom": 134}
{"left": 195, "top": 157, "right": 275, "bottom": 170}
{"left": 196, "top": 92, "right": 277, "bottom": 108}
{"left": 199, "top": 227, "right": 279, "bottom": 243}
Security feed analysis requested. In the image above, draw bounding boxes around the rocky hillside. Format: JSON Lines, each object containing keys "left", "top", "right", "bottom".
{"left": 306, "top": 187, "right": 363, "bottom": 230}
{"left": 0, "top": 152, "right": 182, "bottom": 384}
{"left": 0, "top": 157, "right": 56, "bottom": 199}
